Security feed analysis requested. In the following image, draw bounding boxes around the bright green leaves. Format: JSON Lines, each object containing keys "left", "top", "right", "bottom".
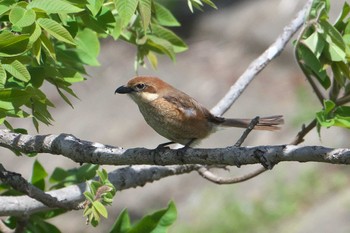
{"left": 0, "top": 31, "right": 29, "bottom": 57}
{"left": 3, "top": 60, "right": 31, "bottom": 82}
{"left": 109, "top": 201, "right": 177, "bottom": 233}
{"left": 295, "top": 0, "right": 350, "bottom": 131}
{"left": 27, "top": 0, "right": 84, "bottom": 14}
{"left": 0, "top": 0, "right": 206, "bottom": 130}
{"left": 83, "top": 169, "right": 116, "bottom": 227}
{"left": 31, "top": 159, "right": 48, "bottom": 190}
{"left": 316, "top": 100, "right": 350, "bottom": 129}
{"left": 115, "top": 0, "right": 139, "bottom": 28}
{"left": 75, "top": 29, "right": 100, "bottom": 66}
{"left": 154, "top": 3, "right": 180, "bottom": 27}
{"left": 112, "top": 0, "right": 188, "bottom": 69}
{"left": 9, "top": 6, "right": 36, "bottom": 29}
{"left": 37, "top": 18, "right": 75, "bottom": 45}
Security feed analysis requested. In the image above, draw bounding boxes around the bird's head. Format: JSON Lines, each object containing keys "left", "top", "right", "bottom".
{"left": 115, "top": 76, "right": 173, "bottom": 103}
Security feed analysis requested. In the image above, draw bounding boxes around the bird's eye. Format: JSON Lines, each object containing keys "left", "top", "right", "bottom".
{"left": 135, "top": 83, "right": 146, "bottom": 91}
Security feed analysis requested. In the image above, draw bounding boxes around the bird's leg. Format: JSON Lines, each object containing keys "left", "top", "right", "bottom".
{"left": 176, "top": 138, "right": 196, "bottom": 163}
{"left": 155, "top": 141, "right": 175, "bottom": 149}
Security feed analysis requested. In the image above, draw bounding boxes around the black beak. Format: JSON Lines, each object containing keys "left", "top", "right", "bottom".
{"left": 115, "top": 85, "right": 133, "bottom": 94}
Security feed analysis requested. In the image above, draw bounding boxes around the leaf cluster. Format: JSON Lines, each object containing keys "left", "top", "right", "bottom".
{"left": 295, "top": 0, "right": 350, "bottom": 130}
{"left": 109, "top": 201, "right": 177, "bottom": 233}
{"left": 0, "top": 0, "right": 216, "bottom": 130}
{"left": 83, "top": 169, "right": 116, "bottom": 227}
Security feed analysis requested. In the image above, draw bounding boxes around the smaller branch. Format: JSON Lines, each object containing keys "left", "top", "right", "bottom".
{"left": 0, "top": 164, "right": 78, "bottom": 211}
{"left": 197, "top": 166, "right": 266, "bottom": 184}
{"left": 234, "top": 116, "right": 259, "bottom": 147}
{"left": 290, "top": 119, "right": 317, "bottom": 145}
{"left": 197, "top": 116, "right": 266, "bottom": 184}
{"left": 336, "top": 94, "right": 350, "bottom": 106}
{"left": 14, "top": 217, "right": 28, "bottom": 233}
{"left": 210, "top": 0, "right": 313, "bottom": 116}
{"left": 0, "top": 219, "right": 13, "bottom": 233}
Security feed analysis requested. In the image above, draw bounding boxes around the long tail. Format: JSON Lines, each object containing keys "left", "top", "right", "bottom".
{"left": 220, "top": 115, "right": 284, "bottom": 131}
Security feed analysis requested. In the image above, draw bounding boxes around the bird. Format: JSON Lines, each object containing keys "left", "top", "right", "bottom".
{"left": 115, "top": 76, "right": 283, "bottom": 147}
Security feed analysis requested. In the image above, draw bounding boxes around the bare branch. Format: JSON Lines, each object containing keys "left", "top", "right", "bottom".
{"left": 210, "top": 0, "right": 313, "bottom": 116}
{"left": 196, "top": 166, "right": 266, "bottom": 184}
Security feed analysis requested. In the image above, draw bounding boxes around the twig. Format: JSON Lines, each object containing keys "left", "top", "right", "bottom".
{"left": 234, "top": 117, "right": 260, "bottom": 147}
{"left": 197, "top": 117, "right": 265, "bottom": 185}
{"left": 197, "top": 166, "right": 266, "bottom": 184}
{"left": 290, "top": 119, "right": 317, "bottom": 145}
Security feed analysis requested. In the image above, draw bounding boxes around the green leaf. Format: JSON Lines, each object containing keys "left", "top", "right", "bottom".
{"left": 0, "top": 64, "right": 7, "bottom": 88}
{"left": 325, "top": 42, "right": 346, "bottom": 62}
{"left": 9, "top": 6, "right": 36, "bottom": 28}
{"left": 109, "top": 209, "right": 131, "bottom": 233}
{"left": 303, "top": 32, "right": 325, "bottom": 58}
{"left": 115, "top": 0, "right": 139, "bottom": 27}
{"left": 80, "top": 6, "right": 116, "bottom": 35}
{"left": 31, "top": 159, "right": 48, "bottom": 190}
{"left": 37, "top": 18, "right": 75, "bottom": 45}
{"left": 0, "top": 31, "right": 29, "bottom": 57}
{"left": 202, "top": 0, "right": 217, "bottom": 9}
{"left": 129, "top": 201, "right": 177, "bottom": 233}
{"left": 150, "top": 24, "right": 188, "bottom": 52}
{"left": 87, "top": 0, "right": 103, "bottom": 16}
{"left": 3, "top": 60, "right": 31, "bottom": 82}
{"left": 0, "top": 0, "right": 12, "bottom": 16}
{"left": 334, "top": 2, "right": 350, "bottom": 29}
{"left": 147, "top": 35, "right": 175, "bottom": 61}
{"left": 24, "top": 22, "right": 42, "bottom": 48}
{"left": 92, "top": 201, "right": 108, "bottom": 218}
{"left": 84, "top": 191, "right": 95, "bottom": 204}
{"left": 138, "top": 0, "right": 152, "bottom": 31}
{"left": 319, "top": 20, "right": 346, "bottom": 61}
{"left": 40, "top": 33, "right": 56, "bottom": 59}
{"left": 297, "top": 43, "right": 330, "bottom": 89}
{"left": 0, "top": 88, "right": 31, "bottom": 109}
{"left": 146, "top": 51, "right": 158, "bottom": 69}
{"left": 75, "top": 28, "right": 100, "bottom": 66}
{"left": 28, "top": 0, "right": 84, "bottom": 14}
{"left": 154, "top": 3, "right": 180, "bottom": 27}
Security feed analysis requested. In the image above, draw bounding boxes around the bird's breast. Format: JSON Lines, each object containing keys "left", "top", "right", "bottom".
{"left": 136, "top": 98, "right": 213, "bottom": 144}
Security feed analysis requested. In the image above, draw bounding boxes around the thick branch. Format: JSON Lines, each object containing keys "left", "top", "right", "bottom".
{"left": 1, "top": 131, "right": 350, "bottom": 166}
{"left": 0, "top": 165, "right": 195, "bottom": 216}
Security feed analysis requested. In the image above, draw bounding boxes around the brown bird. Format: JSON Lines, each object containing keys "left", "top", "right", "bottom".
{"left": 115, "top": 76, "right": 283, "bottom": 146}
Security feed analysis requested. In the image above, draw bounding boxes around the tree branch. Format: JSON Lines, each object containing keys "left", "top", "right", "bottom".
{"left": 210, "top": 0, "right": 313, "bottom": 116}
{"left": 1, "top": 130, "right": 350, "bottom": 166}
{"left": 0, "top": 165, "right": 195, "bottom": 216}
{"left": 0, "top": 164, "right": 78, "bottom": 211}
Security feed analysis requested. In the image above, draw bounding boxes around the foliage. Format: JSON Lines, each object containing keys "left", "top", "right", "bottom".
{"left": 83, "top": 169, "right": 116, "bottom": 227}
{"left": 109, "top": 201, "right": 177, "bottom": 233}
{"left": 0, "top": 0, "right": 206, "bottom": 131}
{"left": 295, "top": 0, "right": 350, "bottom": 131}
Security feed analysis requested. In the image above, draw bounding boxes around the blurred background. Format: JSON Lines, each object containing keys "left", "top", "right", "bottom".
{"left": 2, "top": 0, "right": 350, "bottom": 232}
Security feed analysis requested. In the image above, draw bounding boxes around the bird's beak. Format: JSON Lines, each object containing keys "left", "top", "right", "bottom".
{"left": 115, "top": 85, "right": 133, "bottom": 94}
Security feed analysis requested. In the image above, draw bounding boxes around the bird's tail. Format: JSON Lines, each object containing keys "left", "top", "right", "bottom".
{"left": 220, "top": 115, "right": 284, "bottom": 131}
